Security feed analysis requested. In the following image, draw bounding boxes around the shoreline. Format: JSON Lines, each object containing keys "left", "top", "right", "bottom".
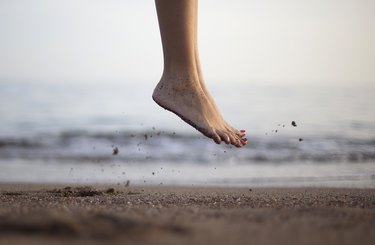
{"left": 1, "top": 184, "right": 374, "bottom": 245}
{"left": 2, "top": 160, "right": 374, "bottom": 189}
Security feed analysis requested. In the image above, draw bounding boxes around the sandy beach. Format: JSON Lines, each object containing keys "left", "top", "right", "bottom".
{"left": 0, "top": 184, "right": 374, "bottom": 245}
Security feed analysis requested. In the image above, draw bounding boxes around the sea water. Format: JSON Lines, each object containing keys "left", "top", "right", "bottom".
{"left": 0, "top": 81, "right": 374, "bottom": 187}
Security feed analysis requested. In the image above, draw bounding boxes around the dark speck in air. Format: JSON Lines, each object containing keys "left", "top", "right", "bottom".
{"left": 112, "top": 147, "right": 119, "bottom": 155}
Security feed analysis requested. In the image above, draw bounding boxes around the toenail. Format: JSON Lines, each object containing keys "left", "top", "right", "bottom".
{"left": 241, "top": 138, "right": 248, "bottom": 142}
{"left": 240, "top": 130, "right": 246, "bottom": 133}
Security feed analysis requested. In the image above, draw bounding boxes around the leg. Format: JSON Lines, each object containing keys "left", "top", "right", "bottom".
{"left": 153, "top": 0, "right": 247, "bottom": 147}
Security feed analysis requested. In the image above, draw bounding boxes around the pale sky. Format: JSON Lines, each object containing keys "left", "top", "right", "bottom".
{"left": 0, "top": 0, "right": 374, "bottom": 87}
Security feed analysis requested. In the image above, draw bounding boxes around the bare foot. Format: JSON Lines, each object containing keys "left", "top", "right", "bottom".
{"left": 194, "top": 46, "right": 246, "bottom": 142}
{"left": 198, "top": 78, "right": 246, "bottom": 141}
{"left": 152, "top": 75, "right": 247, "bottom": 147}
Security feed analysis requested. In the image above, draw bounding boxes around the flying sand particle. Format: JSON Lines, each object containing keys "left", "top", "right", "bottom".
{"left": 291, "top": 121, "right": 297, "bottom": 127}
{"left": 112, "top": 147, "right": 119, "bottom": 155}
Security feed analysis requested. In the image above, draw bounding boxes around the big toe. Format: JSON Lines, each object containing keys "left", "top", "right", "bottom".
{"left": 239, "top": 137, "right": 248, "bottom": 147}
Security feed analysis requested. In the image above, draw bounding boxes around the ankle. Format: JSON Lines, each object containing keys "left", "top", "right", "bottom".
{"left": 158, "top": 74, "right": 199, "bottom": 90}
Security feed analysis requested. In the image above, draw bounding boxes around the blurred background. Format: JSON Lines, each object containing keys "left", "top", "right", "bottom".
{"left": 0, "top": 0, "right": 374, "bottom": 187}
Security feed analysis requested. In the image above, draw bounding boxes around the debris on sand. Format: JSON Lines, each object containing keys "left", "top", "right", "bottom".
{"left": 49, "top": 186, "right": 119, "bottom": 197}
{"left": 112, "top": 147, "right": 119, "bottom": 155}
{"left": 299, "top": 138, "right": 303, "bottom": 142}
{"left": 50, "top": 186, "right": 104, "bottom": 197}
{"left": 105, "top": 188, "right": 115, "bottom": 194}
{"left": 291, "top": 121, "right": 297, "bottom": 127}
{"left": 3, "top": 192, "right": 22, "bottom": 196}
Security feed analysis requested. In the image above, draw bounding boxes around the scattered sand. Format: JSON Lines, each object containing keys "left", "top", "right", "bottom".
{"left": 112, "top": 147, "right": 119, "bottom": 155}
{"left": 0, "top": 184, "right": 374, "bottom": 245}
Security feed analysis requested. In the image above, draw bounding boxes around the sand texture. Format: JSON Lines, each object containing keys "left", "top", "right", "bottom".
{"left": 0, "top": 184, "right": 374, "bottom": 245}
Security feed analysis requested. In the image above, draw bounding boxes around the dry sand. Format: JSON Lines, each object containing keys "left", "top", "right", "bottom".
{"left": 0, "top": 184, "right": 374, "bottom": 245}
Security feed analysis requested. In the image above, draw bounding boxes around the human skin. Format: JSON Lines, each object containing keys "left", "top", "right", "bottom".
{"left": 153, "top": 0, "right": 247, "bottom": 147}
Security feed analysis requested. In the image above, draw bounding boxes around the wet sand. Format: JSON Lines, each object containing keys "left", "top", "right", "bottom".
{"left": 0, "top": 184, "right": 374, "bottom": 245}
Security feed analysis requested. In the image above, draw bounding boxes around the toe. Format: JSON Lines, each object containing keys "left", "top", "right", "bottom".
{"left": 219, "top": 132, "right": 231, "bottom": 144}
{"left": 226, "top": 125, "right": 246, "bottom": 138}
{"left": 233, "top": 134, "right": 247, "bottom": 148}
{"left": 238, "top": 129, "right": 246, "bottom": 137}
{"left": 237, "top": 138, "right": 244, "bottom": 147}
{"left": 203, "top": 127, "right": 221, "bottom": 144}
{"left": 240, "top": 137, "right": 248, "bottom": 146}
{"left": 225, "top": 127, "right": 245, "bottom": 147}
{"left": 228, "top": 134, "right": 237, "bottom": 146}
{"left": 229, "top": 133, "right": 242, "bottom": 147}
{"left": 225, "top": 136, "right": 231, "bottom": 144}
{"left": 212, "top": 133, "right": 222, "bottom": 144}
{"left": 236, "top": 129, "right": 246, "bottom": 138}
